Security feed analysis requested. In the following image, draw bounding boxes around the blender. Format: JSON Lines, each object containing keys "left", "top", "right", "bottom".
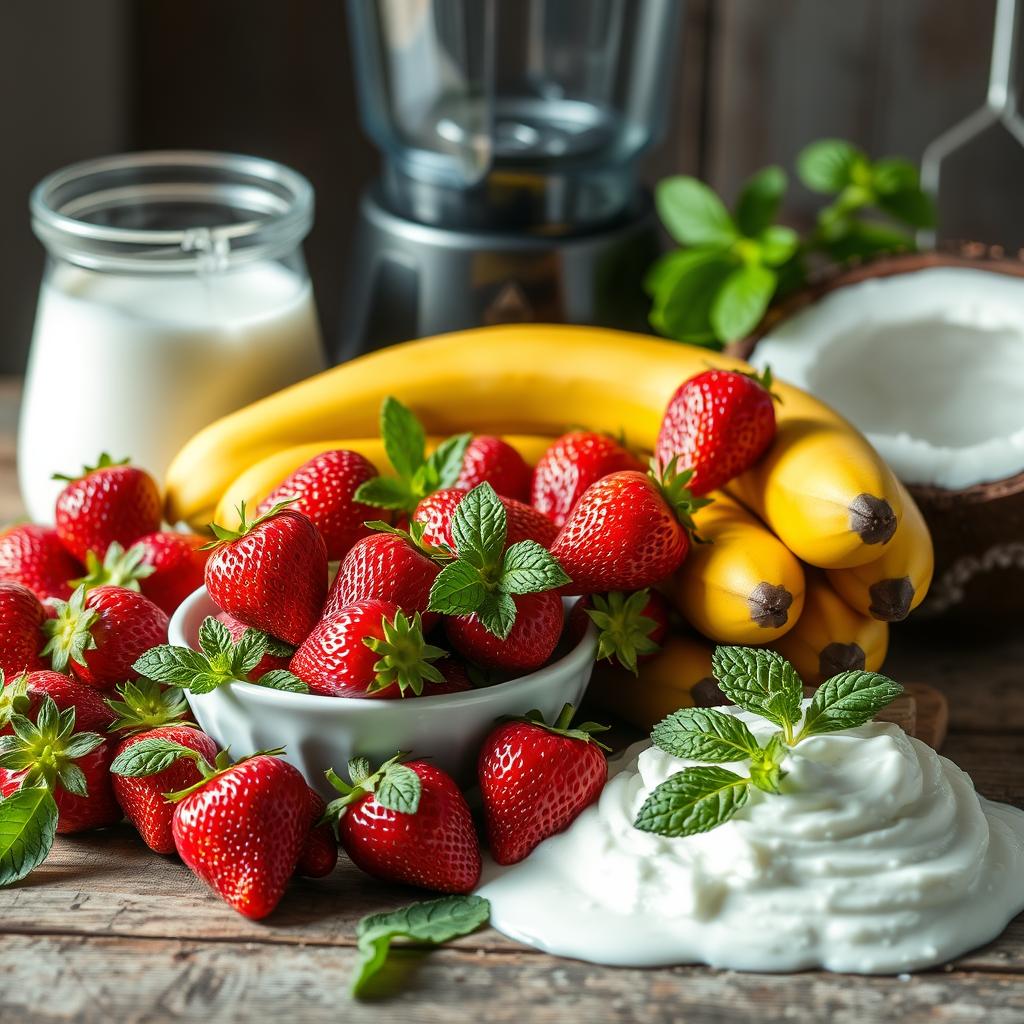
{"left": 338, "top": 0, "right": 681, "bottom": 360}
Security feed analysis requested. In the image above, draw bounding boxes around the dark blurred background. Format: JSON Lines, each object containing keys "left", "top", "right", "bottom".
{"left": 0, "top": 0, "right": 996, "bottom": 373}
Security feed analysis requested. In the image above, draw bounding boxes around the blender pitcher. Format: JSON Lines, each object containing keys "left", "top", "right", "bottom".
{"left": 338, "top": 0, "right": 681, "bottom": 359}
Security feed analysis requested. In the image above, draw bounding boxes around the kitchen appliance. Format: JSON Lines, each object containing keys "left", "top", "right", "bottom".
{"left": 338, "top": 0, "right": 680, "bottom": 360}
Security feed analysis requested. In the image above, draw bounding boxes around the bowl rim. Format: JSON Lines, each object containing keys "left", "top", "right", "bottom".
{"left": 168, "top": 586, "right": 598, "bottom": 712}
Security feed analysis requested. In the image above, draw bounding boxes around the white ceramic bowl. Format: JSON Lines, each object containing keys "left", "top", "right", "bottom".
{"left": 168, "top": 588, "right": 597, "bottom": 796}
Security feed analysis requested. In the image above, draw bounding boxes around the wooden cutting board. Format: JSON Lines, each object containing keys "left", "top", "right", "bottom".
{"left": 876, "top": 682, "right": 949, "bottom": 750}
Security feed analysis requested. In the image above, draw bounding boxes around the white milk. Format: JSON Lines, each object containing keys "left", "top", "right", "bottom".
{"left": 19, "top": 261, "right": 325, "bottom": 522}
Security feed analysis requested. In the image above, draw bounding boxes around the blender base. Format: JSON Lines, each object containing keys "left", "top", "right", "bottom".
{"left": 335, "top": 187, "right": 660, "bottom": 362}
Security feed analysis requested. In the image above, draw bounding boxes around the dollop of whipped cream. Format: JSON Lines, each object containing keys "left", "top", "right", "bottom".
{"left": 478, "top": 704, "right": 1024, "bottom": 973}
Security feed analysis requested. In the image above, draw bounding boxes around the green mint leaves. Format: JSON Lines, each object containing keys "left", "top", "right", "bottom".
{"left": 133, "top": 616, "right": 307, "bottom": 695}
{"left": 647, "top": 137, "right": 935, "bottom": 349}
{"left": 352, "top": 894, "right": 490, "bottom": 998}
{"left": 354, "top": 397, "right": 471, "bottom": 513}
{"left": 109, "top": 737, "right": 207, "bottom": 778}
{"left": 427, "top": 483, "right": 569, "bottom": 639}
{"left": 324, "top": 754, "right": 423, "bottom": 823}
{"left": 634, "top": 644, "right": 904, "bottom": 839}
{"left": 0, "top": 786, "right": 59, "bottom": 887}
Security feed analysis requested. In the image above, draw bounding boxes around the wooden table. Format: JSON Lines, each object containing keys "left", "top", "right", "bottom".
{"left": 0, "top": 379, "right": 1021, "bottom": 1023}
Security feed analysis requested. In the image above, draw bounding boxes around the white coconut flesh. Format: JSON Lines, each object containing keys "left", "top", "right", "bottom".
{"left": 752, "top": 267, "right": 1024, "bottom": 491}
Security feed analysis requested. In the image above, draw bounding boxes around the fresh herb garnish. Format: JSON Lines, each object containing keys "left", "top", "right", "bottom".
{"left": 634, "top": 645, "right": 903, "bottom": 839}
{"left": 647, "top": 137, "right": 935, "bottom": 348}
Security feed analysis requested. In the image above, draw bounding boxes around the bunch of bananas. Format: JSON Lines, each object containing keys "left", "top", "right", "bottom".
{"left": 165, "top": 325, "right": 933, "bottom": 730}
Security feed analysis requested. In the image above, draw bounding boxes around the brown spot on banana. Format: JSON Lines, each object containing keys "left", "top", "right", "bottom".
{"left": 747, "top": 582, "right": 794, "bottom": 629}
{"left": 868, "top": 577, "right": 915, "bottom": 622}
{"left": 819, "top": 642, "right": 866, "bottom": 678}
{"left": 848, "top": 493, "right": 897, "bottom": 545}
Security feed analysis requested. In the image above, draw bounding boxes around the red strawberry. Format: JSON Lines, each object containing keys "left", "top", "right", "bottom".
{"left": 111, "top": 725, "right": 219, "bottom": 854}
{"left": 0, "top": 669, "right": 115, "bottom": 736}
{"left": 0, "top": 524, "right": 83, "bottom": 601}
{"left": 296, "top": 787, "right": 338, "bottom": 879}
{"left": 326, "top": 755, "right": 480, "bottom": 893}
{"left": 53, "top": 454, "right": 162, "bottom": 563}
{"left": 215, "top": 611, "right": 294, "bottom": 679}
{"left": 413, "top": 488, "right": 558, "bottom": 553}
{"left": 550, "top": 465, "right": 708, "bottom": 595}
{"left": 446, "top": 590, "right": 564, "bottom": 673}
{"left": 429, "top": 657, "right": 474, "bottom": 694}
{"left": 531, "top": 431, "right": 644, "bottom": 528}
{"left": 170, "top": 753, "right": 311, "bottom": 919}
{"left": 478, "top": 703, "right": 609, "bottom": 864}
{"left": 576, "top": 589, "right": 670, "bottom": 673}
{"left": 290, "top": 600, "right": 447, "bottom": 699}
{"left": 655, "top": 368, "right": 778, "bottom": 496}
{"left": 0, "top": 581, "right": 47, "bottom": 676}
{"left": 257, "top": 449, "right": 382, "bottom": 561}
{"left": 204, "top": 503, "right": 328, "bottom": 646}
{"left": 0, "top": 695, "right": 121, "bottom": 834}
{"left": 323, "top": 526, "right": 441, "bottom": 627}
{"left": 455, "top": 436, "right": 532, "bottom": 501}
{"left": 43, "top": 584, "right": 169, "bottom": 687}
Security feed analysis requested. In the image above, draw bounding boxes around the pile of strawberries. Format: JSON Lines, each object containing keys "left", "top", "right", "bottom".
{"left": 0, "top": 367, "right": 777, "bottom": 919}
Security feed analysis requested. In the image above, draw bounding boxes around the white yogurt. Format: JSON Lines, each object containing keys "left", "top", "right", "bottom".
{"left": 18, "top": 261, "right": 325, "bottom": 522}
{"left": 479, "top": 706, "right": 1024, "bottom": 974}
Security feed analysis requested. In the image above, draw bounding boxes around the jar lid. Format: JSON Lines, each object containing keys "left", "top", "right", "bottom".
{"left": 30, "top": 151, "right": 314, "bottom": 273}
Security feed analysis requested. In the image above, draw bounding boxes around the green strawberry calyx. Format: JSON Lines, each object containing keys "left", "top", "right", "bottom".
{"left": 586, "top": 590, "right": 665, "bottom": 675}
{"left": 739, "top": 364, "right": 783, "bottom": 403}
{"left": 132, "top": 615, "right": 306, "bottom": 695}
{"left": 0, "top": 670, "right": 31, "bottom": 732}
{"left": 426, "top": 483, "right": 571, "bottom": 640}
{"left": 105, "top": 678, "right": 194, "bottom": 735}
{"left": 41, "top": 584, "right": 100, "bottom": 673}
{"left": 364, "top": 519, "right": 453, "bottom": 562}
{"left": 0, "top": 695, "right": 104, "bottom": 795}
{"left": 508, "top": 702, "right": 612, "bottom": 752}
{"left": 364, "top": 610, "right": 447, "bottom": 697}
{"left": 71, "top": 541, "right": 155, "bottom": 593}
{"left": 201, "top": 498, "right": 297, "bottom": 551}
{"left": 649, "top": 457, "right": 713, "bottom": 541}
{"left": 353, "top": 396, "right": 472, "bottom": 514}
{"left": 51, "top": 452, "right": 130, "bottom": 483}
{"left": 322, "top": 753, "right": 422, "bottom": 826}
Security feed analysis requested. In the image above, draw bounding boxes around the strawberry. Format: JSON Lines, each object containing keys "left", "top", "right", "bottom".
{"left": 655, "top": 367, "right": 778, "bottom": 496}
{"left": 478, "top": 703, "right": 609, "bottom": 865}
{"left": 257, "top": 449, "right": 382, "bottom": 561}
{"left": 204, "top": 502, "right": 328, "bottom": 646}
{"left": 42, "top": 584, "right": 169, "bottom": 687}
{"left": 455, "top": 436, "right": 531, "bottom": 501}
{"left": 325, "top": 755, "right": 480, "bottom": 893}
{"left": 323, "top": 524, "right": 441, "bottom": 628}
{"left": 531, "top": 431, "right": 644, "bottom": 528}
{"left": 429, "top": 657, "right": 474, "bottom": 694}
{"left": 0, "top": 523, "right": 83, "bottom": 601}
{"left": 215, "top": 611, "right": 294, "bottom": 679}
{"left": 0, "top": 581, "right": 48, "bottom": 677}
{"left": 0, "top": 695, "right": 121, "bottom": 834}
{"left": 413, "top": 488, "right": 558, "bottom": 553}
{"left": 550, "top": 463, "right": 709, "bottom": 595}
{"left": 296, "top": 786, "right": 338, "bottom": 879}
{"left": 578, "top": 589, "right": 670, "bottom": 673}
{"left": 53, "top": 454, "right": 162, "bottom": 563}
{"left": 0, "top": 669, "right": 115, "bottom": 736}
{"left": 446, "top": 591, "right": 564, "bottom": 673}
{"left": 289, "top": 601, "right": 447, "bottom": 699}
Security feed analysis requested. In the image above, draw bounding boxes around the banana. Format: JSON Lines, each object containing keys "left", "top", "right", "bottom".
{"left": 587, "top": 633, "right": 714, "bottom": 732}
{"left": 164, "top": 326, "right": 898, "bottom": 545}
{"left": 670, "top": 493, "right": 805, "bottom": 644}
{"left": 212, "top": 434, "right": 555, "bottom": 528}
{"left": 771, "top": 570, "right": 889, "bottom": 686}
{"left": 826, "top": 479, "right": 934, "bottom": 621}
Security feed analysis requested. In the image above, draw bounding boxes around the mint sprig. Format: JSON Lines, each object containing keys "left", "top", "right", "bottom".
{"left": 133, "top": 616, "right": 308, "bottom": 695}
{"left": 351, "top": 895, "right": 490, "bottom": 998}
{"left": 427, "top": 483, "right": 570, "bottom": 640}
{"left": 635, "top": 644, "right": 903, "bottom": 838}
{"left": 354, "top": 397, "right": 471, "bottom": 514}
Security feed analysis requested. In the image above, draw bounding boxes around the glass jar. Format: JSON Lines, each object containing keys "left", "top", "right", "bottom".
{"left": 22, "top": 151, "right": 325, "bottom": 523}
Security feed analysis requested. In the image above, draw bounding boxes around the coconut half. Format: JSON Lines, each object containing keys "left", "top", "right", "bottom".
{"left": 740, "top": 251, "right": 1024, "bottom": 623}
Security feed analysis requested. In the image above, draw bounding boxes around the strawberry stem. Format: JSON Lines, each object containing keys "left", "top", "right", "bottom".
{"left": 511, "top": 703, "right": 612, "bottom": 752}
{"left": 72, "top": 541, "right": 155, "bottom": 593}
{"left": 202, "top": 498, "right": 298, "bottom": 550}
{"left": 52, "top": 452, "right": 129, "bottom": 483}
{"left": 41, "top": 585, "right": 99, "bottom": 673}
{"left": 362, "top": 611, "right": 447, "bottom": 697}
{"left": 648, "top": 457, "right": 713, "bottom": 541}
{"left": 586, "top": 590, "right": 663, "bottom": 675}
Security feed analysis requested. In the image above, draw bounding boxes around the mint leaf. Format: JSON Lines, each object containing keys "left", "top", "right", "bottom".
{"left": 352, "top": 895, "right": 490, "bottom": 998}
{"left": 655, "top": 176, "right": 737, "bottom": 247}
{"left": 710, "top": 264, "right": 776, "bottom": 343}
{"left": 255, "top": 669, "right": 308, "bottom": 694}
{"left": 499, "top": 541, "right": 570, "bottom": 595}
{"left": 353, "top": 475, "right": 416, "bottom": 512}
{"left": 654, "top": 251, "right": 736, "bottom": 346}
{"left": 735, "top": 165, "right": 786, "bottom": 237}
{"left": 373, "top": 762, "right": 421, "bottom": 815}
{"left": 650, "top": 708, "right": 761, "bottom": 763}
{"left": 877, "top": 188, "right": 935, "bottom": 229}
{"left": 380, "top": 396, "right": 426, "bottom": 481}
{"left": 428, "top": 560, "right": 486, "bottom": 617}
{"left": 633, "top": 766, "right": 750, "bottom": 838}
{"left": 823, "top": 221, "right": 913, "bottom": 262}
{"left": 450, "top": 483, "right": 506, "bottom": 570}
{"left": 643, "top": 249, "right": 696, "bottom": 296}
{"left": 711, "top": 646, "right": 803, "bottom": 732}
{"left": 233, "top": 627, "right": 271, "bottom": 677}
{"left": 0, "top": 786, "right": 58, "bottom": 887}
{"left": 870, "top": 157, "right": 918, "bottom": 196}
{"left": 110, "top": 737, "right": 200, "bottom": 777}
{"left": 133, "top": 645, "right": 212, "bottom": 686}
{"left": 476, "top": 591, "right": 517, "bottom": 641}
{"left": 797, "top": 139, "right": 863, "bottom": 193}
{"left": 186, "top": 672, "right": 234, "bottom": 695}
{"left": 264, "top": 636, "right": 296, "bottom": 658}
{"left": 758, "top": 225, "right": 799, "bottom": 266}
{"left": 799, "top": 671, "right": 904, "bottom": 738}
{"left": 198, "top": 617, "right": 233, "bottom": 660}
{"left": 420, "top": 433, "right": 472, "bottom": 492}
{"left": 750, "top": 733, "right": 787, "bottom": 794}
